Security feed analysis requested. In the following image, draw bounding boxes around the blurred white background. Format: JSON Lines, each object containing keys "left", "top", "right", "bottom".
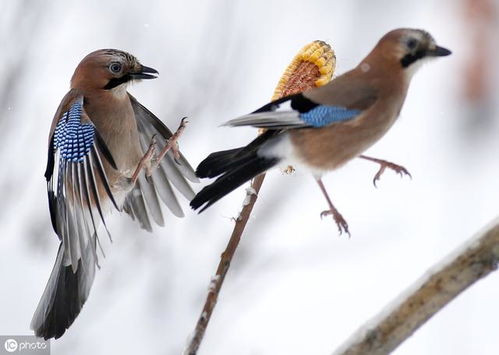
{"left": 1, "top": 0, "right": 498, "bottom": 354}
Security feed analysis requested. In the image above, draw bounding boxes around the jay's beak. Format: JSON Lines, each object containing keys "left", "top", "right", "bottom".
{"left": 130, "top": 65, "right": 159, "bottom": 80}
{"left": 427, "top": 45, "right": 452, "bottom": 57}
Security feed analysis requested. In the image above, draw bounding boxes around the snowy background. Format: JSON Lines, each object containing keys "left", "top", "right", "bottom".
{"left": 1, "top": 0, "right": 498, "bottom": 354}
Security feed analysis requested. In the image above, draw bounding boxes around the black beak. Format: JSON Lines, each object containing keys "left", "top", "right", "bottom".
{"left": 130, "top": 65, "right": 159, "bottom": 80}
{"left": 427, "top": 45, "right": 452, "bottom": 57}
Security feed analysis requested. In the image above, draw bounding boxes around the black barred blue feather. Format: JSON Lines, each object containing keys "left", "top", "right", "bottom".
{"left": 299, "top": 105, "right": 361, "bottom": 127}
{"left": 53, "top": 102, "right": 95, "bottom": 163}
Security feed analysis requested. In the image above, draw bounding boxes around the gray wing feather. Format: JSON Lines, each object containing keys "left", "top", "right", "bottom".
{"left": 137, "top": 174, "right": 165, "bottom": 227}
{"left": 224, "top": 111, "right": 308, "bottom": 129}
{"left": 151, "top": 168, "right": 184, "bottom": 217}
{"left": 50, "top": 127, "right": 115, "bottom": 274}
{"left": 123, "top": 187, "right": 153, "bottom": 232}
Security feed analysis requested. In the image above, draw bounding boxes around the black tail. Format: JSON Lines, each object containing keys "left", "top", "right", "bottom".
{"left": 31, "top": 243, "right": 95, "bottom": 340}
{"left": 192, "top": 130, "right": 282, "bottom": 212}
{"left": 196, "top": 148, "right": 243, "bottom": 178}
{"left": 196, "top": 130, "right": 281, "bottom": 179}
{"left": 191, "top": 151, "right": 280, "bottom": 212}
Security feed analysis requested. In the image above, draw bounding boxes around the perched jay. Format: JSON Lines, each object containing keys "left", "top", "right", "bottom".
{"left": 191, "top": 28, "right": 451, "bottom": 234}
{"left": 32, "top": 49, "right": 197, "bottom": 339}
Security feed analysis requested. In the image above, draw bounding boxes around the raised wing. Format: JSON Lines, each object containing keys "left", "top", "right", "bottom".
{"left": 33, "top": 95, "right": 119, "bottom": 339}
{"left": 45, "top": 96, "right": 118, "bottom": 272}
{"left": 224, "top": 93, "right": 361, "bottom": 129}
{"left": 126, "top": 94, "right": 197, "bottom": 222}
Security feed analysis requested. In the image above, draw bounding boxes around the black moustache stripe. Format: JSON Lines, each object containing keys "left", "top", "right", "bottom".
{"left": 104, "top": 74, "right": 131, "bottom": 90}
{"left": 400, "top": 50, "right": 426, "bottom": 68}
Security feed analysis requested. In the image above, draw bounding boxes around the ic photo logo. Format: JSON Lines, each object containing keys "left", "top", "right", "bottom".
{"left": 4, "top": 339, "right": 17, "bottom": 353}
{"left": 1, "top": 336, "right": 50, "bottom": 354}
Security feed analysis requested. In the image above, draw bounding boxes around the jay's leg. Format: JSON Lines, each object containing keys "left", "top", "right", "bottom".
{"left": 130, "top": 117, "right": 188, "bottom": 185}
{"left": 316, "top": 178, "right": 350, "bottom": 236}
{"left": 152, "top": 117, "right": 188, "bottom": 168}
{"left": 359, "top": 155, "right": 411, "bottom": 187}
{"left": 130, "top": 135, "right": 157, "bottom": 185}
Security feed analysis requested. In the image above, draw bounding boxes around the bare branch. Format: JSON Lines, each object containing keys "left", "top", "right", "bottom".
{"left": 184, "top": 41, "right": 336, "bottom": 355}
{"left": 333, "top": 217, "right": 499, "bottom": 355}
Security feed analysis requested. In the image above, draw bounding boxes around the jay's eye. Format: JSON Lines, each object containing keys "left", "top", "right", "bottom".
{"left": 109, "top": 62, "right": 122, "bottom": 73}
{"left": 407, "top": 38, "right": 418, "bottom": 50}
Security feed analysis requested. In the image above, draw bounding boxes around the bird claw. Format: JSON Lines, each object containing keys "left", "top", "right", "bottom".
{"left": 372, "top": 161, "right": 411, "bottom": 188}
{"left": 320, "top": 209, "right": 350, "bottom": 237}
{"left": 153, "top": 117, "right": 188, "bottom": 168}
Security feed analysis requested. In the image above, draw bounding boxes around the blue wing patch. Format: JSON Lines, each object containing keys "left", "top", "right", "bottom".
{"left": 299, "top": 105, "right": 361, "bottom": 127}
{"left": 53, "top": 102, "right": 95, "bottom": 162}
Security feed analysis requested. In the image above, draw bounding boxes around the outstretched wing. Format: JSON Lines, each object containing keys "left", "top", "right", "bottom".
{"left": 224, "top": 93, "right": 361, "bottom": 129}
{"left": 45, "top": 95, "right": 118, "bottom": 272}
{"left": 33, "top": 93, "right": 119, "bottom": 339}
{"left": 126, "top": 94, "right": 197, "bottom": 221}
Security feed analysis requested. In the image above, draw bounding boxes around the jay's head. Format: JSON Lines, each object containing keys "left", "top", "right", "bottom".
{"left": 366, "top": 28, "right": 451, "bottom": 76}
{"left": 71, "top": 49, "right": 158, "bottom": 91}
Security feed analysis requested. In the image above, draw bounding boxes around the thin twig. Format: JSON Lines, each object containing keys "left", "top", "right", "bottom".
{"left": 184, "top": 41, "right": 336, "bottom": 355}
{"left": 333, "top": 217, "right": 499, "bottom": 355}
{"left": 184, "top": 174, "right": 266, "bottom": 355}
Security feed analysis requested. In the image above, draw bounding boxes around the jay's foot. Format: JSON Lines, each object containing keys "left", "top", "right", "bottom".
{"left": 359, "top": 155, "right": 411, "bottom": 187}
{"left": 152, "top": 117, "right": 188, "bottom": 168}
{"left": 320, "top": 208, "right": 350, "bottom": 236}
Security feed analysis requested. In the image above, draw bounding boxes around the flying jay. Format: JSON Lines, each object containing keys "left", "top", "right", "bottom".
{"left": 32, "top": 49, "right": 197, "bottom": 339}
